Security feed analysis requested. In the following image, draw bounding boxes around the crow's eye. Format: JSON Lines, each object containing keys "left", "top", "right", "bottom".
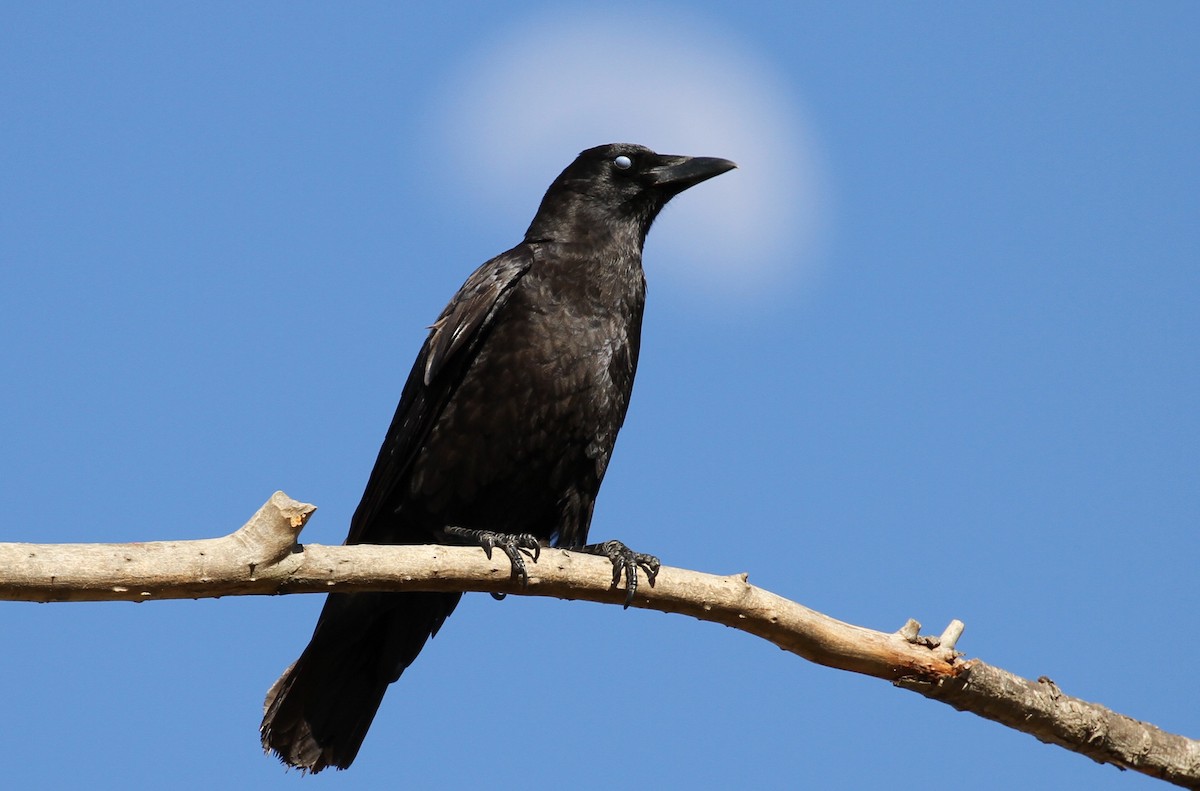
{"left": 613, "top": 155, "right": 633, "bottom": 170}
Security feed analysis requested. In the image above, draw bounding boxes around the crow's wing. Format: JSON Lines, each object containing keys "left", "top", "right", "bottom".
{"left": 345, "top": 244, "right": 533, "bottom": 544}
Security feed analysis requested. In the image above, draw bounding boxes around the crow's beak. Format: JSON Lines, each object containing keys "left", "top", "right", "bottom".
{"left": 646, "top": 155, "right": 737, "bottom": 191}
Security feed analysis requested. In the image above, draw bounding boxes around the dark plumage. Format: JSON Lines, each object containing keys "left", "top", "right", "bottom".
{"left": 261, "top": 143, "right": 735, "bottom": 772}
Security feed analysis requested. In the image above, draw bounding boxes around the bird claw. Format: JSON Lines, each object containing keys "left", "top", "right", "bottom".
{"left": 579, "top": 540, "right": 660, "bottom": 608}
{"left": 442, "top": 526, "right": 542, "bottom": 584}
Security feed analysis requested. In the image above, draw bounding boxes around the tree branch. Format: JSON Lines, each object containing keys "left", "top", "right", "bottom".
{"left": 2, "top": 492, "right": 1197, "bottom": 788}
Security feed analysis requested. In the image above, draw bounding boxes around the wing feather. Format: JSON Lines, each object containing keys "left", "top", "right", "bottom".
{"left": 345, "top": 245, "right": 533, "bottom": 543}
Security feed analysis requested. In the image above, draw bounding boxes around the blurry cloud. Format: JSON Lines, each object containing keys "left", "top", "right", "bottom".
{"left": 424, "top": 9, "right": 828, "bottom": 302}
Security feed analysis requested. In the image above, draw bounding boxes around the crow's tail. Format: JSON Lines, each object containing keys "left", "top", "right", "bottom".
{"left": 260, "top": 590, "right": 461, "bottom": 772}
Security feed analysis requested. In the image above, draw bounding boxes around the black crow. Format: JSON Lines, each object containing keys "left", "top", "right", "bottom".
{"left": 261, "top": 143, "right": 735, "bottom": 772}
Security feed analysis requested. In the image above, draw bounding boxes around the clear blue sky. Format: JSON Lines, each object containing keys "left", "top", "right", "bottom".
{"left": 2, "top": 3, "right": 1196, "bottom": 789}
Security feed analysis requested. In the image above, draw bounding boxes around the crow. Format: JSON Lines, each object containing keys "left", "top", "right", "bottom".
{"left": 261, "top": 143, "right": 736, "bottom": 772}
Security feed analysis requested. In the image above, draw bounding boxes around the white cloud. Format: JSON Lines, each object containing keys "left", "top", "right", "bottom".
{"left": 425, "top": 9, "right": 828, "bottom": 301}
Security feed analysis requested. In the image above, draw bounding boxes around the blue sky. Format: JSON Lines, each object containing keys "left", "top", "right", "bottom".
{"left": 2, "top": 3, "right": 1197, "bottom": 789}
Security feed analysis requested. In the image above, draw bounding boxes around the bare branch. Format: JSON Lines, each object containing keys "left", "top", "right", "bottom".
{"left": 899, "top": 664, "right": 1200, "bottom": 787}
{"left": 2, "top": 492, "right": 1197, "bottom": 788}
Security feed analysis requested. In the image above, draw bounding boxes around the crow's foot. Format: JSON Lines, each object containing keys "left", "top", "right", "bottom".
{"left": 578, "top": 540, "right": 660, "bottom": 608}
{"left": 442, "top": 526, "right": 541, "bottom": 584}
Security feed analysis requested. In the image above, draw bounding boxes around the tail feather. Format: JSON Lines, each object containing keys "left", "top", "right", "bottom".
{"left": 261, "top": 590, "right": 461, "bottom": 772}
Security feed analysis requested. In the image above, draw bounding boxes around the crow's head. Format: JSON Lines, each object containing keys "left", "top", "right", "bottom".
{"left": 526, "top": 143, "right": 736, "bottom": 244}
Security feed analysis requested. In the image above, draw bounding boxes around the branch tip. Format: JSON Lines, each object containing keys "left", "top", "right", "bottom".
{"left": 897, "top": 619, "right": 921, "bottom": 641}
{"left": 230, "top": 493, "right": 316, "bottom": 566}
{"left": 268, "top": 491, "right": 317, "bottom": 529}
{"left": 938, "top": 619, "right": 965, "bottom": 654}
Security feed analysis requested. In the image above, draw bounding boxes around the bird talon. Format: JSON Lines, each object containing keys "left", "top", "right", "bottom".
{"left": 515, "top": 533, "right": 541, "bottom": 562}
{"left": 503, "top": 545, "right": 529, "bottom": 584}
{"left": 577, "top": 539, "right": 659, "bottom": 607}
{"left": 622, "top": 561, "right": 639, "bottom": 608}
{"left": 638, "top": 555, "right": 661, "bottom": 586}
{"left": 443, "top": 526, "right": 541, "bottom": 584}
